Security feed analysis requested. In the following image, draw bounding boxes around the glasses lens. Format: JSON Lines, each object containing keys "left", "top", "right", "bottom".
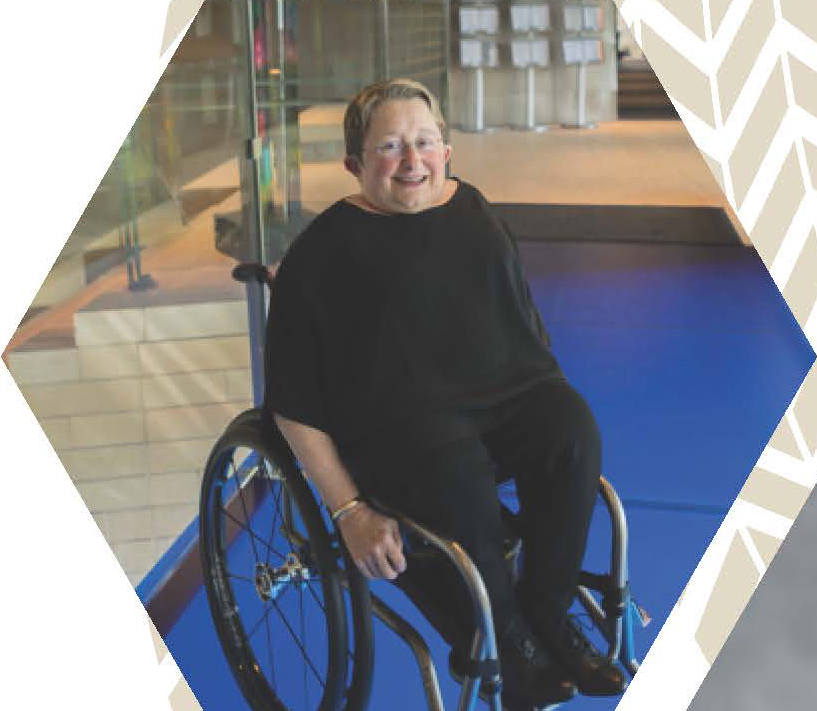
{"left": 375, "top": 138, "right": 439, "bottom": 156}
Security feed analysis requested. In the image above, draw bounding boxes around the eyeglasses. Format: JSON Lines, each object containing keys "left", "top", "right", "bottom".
{"left": 370, "top": 137, "right": 442, "bottom": 158}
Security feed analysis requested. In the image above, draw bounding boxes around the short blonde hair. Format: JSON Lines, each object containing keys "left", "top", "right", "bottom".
{"left": 343, "top": 79, "right": 446, "bottom": 159}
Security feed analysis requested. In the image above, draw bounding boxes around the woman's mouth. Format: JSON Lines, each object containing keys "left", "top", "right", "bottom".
{"left": 393, "top": 175, "right": 428, "bottom": 186}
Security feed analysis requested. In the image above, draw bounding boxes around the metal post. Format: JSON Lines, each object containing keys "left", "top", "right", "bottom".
{"left": 276, "top": 0, "right": 288, "bottom": 224}
{"left": 375, "top": 0, "right": 390, "bottom": 81}
{"left": 119, "top": 129, "right": 156, "bottom": 291}
{"left": 577, "top": 61, "right": 586, "bottom": 125}
{"left": 527, "top": 65, "right": 535, "bottom": 127}
{"left": 440, "top": 0, "right": 451, "bottom": 132}
{"left": 243, "top": 0, "right": 269, "bottom": 406}
{"left": 522, "top": 64, "right": 547, "bottom": 132}
{"left": 561, "top": 0, "right": 599, "bottom": 131}
{"left": 561, "top": 61, "right": 597, "bottom": 129}
{"left": 474, "top": 67, "right": 484, "bottom": 132}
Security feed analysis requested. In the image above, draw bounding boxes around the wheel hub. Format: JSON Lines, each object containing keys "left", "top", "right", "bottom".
{"left": 254, "top": 553, "right": 312, "bottom": 601}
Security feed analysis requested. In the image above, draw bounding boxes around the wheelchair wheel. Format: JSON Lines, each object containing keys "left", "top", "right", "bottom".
{"left": 199, "top": 410, "right": 372, "bottom": 711}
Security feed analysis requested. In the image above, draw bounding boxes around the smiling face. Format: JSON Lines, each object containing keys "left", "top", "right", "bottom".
{"left": 344, "top": 98, "right": 452, "bottom": 215}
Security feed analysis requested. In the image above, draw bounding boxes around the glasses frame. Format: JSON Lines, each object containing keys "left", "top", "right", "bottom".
{"left": 368, "top": 136, "right": 444, "bottom": 159}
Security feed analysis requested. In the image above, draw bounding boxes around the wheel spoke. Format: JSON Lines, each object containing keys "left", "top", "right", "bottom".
{"left": 270, "top": 597, "right": 326, "bottom": 689}
{"left": 220, "top": 505, "right": 286, "bottom": 560}
{"left": 226, "top": 571, "right": 256, "bottom": 585}
{"left": 229, "top": 453, "right": 262, "bottom": 561}
{"left": 280, "top": 494, "right": 299, "bottom": 553}
{"left": 265, "top": 479, "right": 284, "bottom": 568}
{"left": 246, "top": 599, "right": 276, "bottom": 641}
{"left": 304, "top": 579, "right": 326, "bottom": 613}
{"left": 264, "top": 602, "right": 277, "bottom": 694}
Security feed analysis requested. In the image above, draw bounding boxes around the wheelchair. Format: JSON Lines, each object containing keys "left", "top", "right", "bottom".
{"left": 198, "top": 264, "right": 643, "bottom": 711}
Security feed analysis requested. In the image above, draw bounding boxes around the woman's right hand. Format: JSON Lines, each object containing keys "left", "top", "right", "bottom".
{"left": 336, "top": 503, "right": 407, "bottom": 580}
{"left": 269, "top": 415, "right": 405, "bottom": 579}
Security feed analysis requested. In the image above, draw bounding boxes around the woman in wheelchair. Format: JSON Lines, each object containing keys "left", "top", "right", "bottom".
{"left": 264, "top": 79, "right": 626, "bottom": 709}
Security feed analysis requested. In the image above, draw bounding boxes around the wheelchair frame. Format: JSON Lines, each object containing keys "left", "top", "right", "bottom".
{"left": 360, "top": 477, "right": 640, "bottom": 711}
{"left": 198, "top": 264, "right": 641, "bottom": 711}
{"left": 199, "top": 407, "right": 640, "bottom": 711}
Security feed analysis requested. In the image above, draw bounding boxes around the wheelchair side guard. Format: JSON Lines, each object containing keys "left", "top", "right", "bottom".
{"left": 365, "top": 474, "right": 643, "bottom": 710}
{"left": 369, "top": 498, "right": 504, "bottom": 711}
{"left": 498, "top": 475, "right": 644, "bottom": 679}
{"left": 574, "top": 477, "right": 644, "bottom": 678}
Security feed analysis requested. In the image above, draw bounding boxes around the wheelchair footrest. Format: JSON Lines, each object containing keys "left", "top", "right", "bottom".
{"left": 578, "top": 571, "right": 630, "bottom": 618}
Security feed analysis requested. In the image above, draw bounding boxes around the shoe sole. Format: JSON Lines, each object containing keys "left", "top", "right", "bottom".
{"left": 575, "top": 683, "right": 628, "bottom": 697}
{"left": 448, "top": 659, "right": 575, "bottom": 711}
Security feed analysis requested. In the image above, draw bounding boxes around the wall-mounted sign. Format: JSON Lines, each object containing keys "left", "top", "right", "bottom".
{"left": 563, "top": 5, "right": 583, "bottom": 32}
{"left": 460, "top": 38, "right": 499, "bottom": 67}
{"left": 583, "top": 5, "right": 604, "bottom": 31}
{"left": 562, "top": 37, "right": 603, "bottom": 64}
{"left": 564, "top": 3, "right": 604, "bottom": 32}
{"left": 583, "top": 37, "right": 603, "bottom": 62}
{"left": 511, "top": 38, "right": 550, "bottom": 67}
{"left": 510, "top": 4, "right": 550, "bottom": 32}
{"left": 459, "top": 6, "right": 500, "bottom": 35}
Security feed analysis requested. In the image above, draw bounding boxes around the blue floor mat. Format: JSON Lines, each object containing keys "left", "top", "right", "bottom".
{"left": 162, "top": 241, "right": 814, "bottom": 711}
{"left": 521, "top": 242, "right": 798, "bottom": 334}
{"left": 165, "top": 504, "right": 724, "bottom": 711}
{"left": 553, "top": 326, "right": 806, "bottom": 507}
{"left": 521, "top": 241, "right": 813, "bottom": 509}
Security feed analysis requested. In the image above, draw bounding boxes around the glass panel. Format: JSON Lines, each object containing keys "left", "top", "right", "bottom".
{"left": 4, "top": 0, "right": 256, "bottom": 586}
{"left": 3, "top": 0, "right": 450, "bottom": 591}
{"left": 246, "top": 0, "right": 451, "bottom": 261}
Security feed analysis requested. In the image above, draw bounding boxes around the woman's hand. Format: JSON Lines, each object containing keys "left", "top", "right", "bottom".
{"left": 337, "top": 503, "right": 407, "bottom": 580}
{"left": 270, "top": 415, "right": 405, "bottom": 579}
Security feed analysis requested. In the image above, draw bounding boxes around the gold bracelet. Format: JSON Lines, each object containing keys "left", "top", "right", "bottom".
{"left": 330, "top": 496, "right": 364, "bottom": 523}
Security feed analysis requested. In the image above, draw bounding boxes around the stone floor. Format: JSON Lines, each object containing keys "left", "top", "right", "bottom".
{"left": 5, "top": 116, "right": 744, "bottom": 357}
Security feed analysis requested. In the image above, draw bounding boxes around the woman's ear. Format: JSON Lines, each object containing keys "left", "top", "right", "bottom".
{"left": 442, "top": 143, "right": 452, "bottom": 164}
{"left": 344, "top": 155, "right": 361, "bottom": 177}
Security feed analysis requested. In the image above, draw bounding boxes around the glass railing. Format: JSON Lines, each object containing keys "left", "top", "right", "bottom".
{"left": 4, "top": 0, "right": 255, "bottom": 586}
{"left": 4, "top": 0, "right": 450, "bottom": 588}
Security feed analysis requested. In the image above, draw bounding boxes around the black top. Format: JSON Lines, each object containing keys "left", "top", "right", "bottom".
{"left": 263, "top": 179, "right": 563, "bottom": 453}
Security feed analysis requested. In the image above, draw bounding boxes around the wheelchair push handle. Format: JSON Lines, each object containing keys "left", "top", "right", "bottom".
{"left": 232, "top": 262, "right": 274, "bottom": 287}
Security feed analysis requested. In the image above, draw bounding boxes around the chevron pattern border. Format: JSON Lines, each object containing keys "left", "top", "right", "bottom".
{"left": 615, "top": 1, "right": 817, "bottom": 709}
{"left": 30, "top": 0, "right": 813, "bottom": 708}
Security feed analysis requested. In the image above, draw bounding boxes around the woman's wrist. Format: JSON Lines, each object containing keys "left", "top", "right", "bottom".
{"left": 330, "top": 496, "right": 366, "bottom": 523}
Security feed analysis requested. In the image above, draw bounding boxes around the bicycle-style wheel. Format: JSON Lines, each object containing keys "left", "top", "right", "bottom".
{"left": 199, "top": 410, "right": 371, "bottom": 711}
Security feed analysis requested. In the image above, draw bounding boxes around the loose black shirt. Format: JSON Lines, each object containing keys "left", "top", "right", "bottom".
{"left": 263, "top": 179, "right": 563, "bottom": 452}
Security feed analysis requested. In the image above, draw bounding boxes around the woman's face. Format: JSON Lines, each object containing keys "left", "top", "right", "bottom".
{"left": 345, "top": 98, "right": 452, "bottom": 214}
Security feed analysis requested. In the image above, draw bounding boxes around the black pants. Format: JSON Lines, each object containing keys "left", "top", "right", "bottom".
{"left": 342, "top": 378, "right": 601, "bottom": 645}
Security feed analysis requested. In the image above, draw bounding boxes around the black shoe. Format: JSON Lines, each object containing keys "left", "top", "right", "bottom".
{"left": 449, "top": 618, "right": 576, "bottom": 710}
{"left": 543, "top": 615, "right": 627, "bottom": 697}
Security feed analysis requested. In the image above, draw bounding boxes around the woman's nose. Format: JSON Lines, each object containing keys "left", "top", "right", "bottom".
{"left": 401, "top": 143, "right": 421, "bottom": 166}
